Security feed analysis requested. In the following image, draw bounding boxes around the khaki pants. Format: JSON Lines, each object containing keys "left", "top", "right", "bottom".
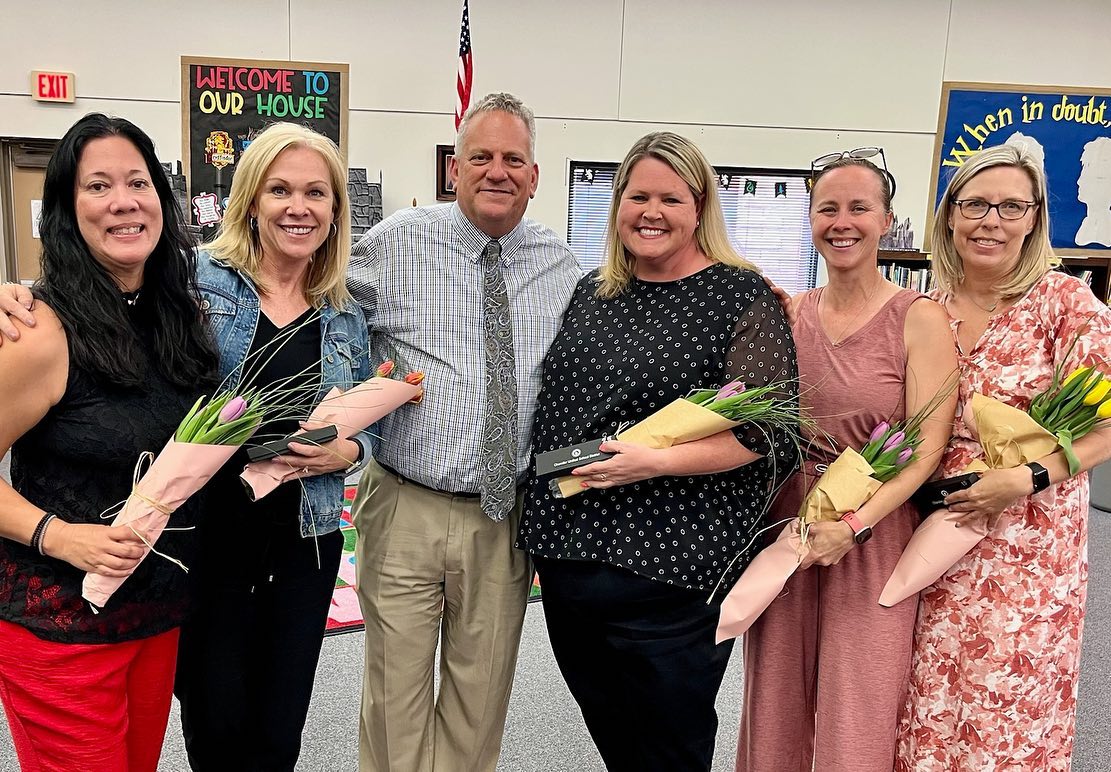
{"left": 352, "top": 461, "right": 531, "bottom": 772}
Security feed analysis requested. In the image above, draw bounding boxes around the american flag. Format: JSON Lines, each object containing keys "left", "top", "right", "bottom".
{"left": 454, "top": 0, "right": 473, "bottom": 131}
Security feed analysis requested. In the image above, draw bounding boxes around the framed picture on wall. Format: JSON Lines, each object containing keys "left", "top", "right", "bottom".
{"left": 436, "top": 144, "right": 456, "bottom": 201}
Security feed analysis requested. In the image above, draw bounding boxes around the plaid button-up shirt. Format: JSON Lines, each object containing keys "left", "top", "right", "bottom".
{"left": 349, "top": 203, "right": 581, "bottom": 493}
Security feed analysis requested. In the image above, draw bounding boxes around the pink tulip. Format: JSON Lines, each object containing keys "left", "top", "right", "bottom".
{"left": 869, "top": 422, "right": 890, "bottom": 443}
{"left": 716, "top": 380, "right": 746, "bottom": 400}
{"left": 882, "top": 430, "right": 906, "bottom": 451}
{"left": 219, "top": 396, "right": 247, "bottom": 423}
{"left": 896, "top": 447, "right": 914, "bottom": 464}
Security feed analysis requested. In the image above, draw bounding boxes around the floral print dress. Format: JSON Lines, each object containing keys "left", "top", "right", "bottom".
{"left": 896, "top": 271, "right": 1111, "bottom": 770}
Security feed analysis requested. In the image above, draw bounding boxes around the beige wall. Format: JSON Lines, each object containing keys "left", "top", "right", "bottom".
{"left": 2, "top": 0, "right": 1110, "bottom": 272}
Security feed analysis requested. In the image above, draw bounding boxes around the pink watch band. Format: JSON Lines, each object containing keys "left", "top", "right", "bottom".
{"left": 840, "top": 511, "right": 864, "bottom": 532}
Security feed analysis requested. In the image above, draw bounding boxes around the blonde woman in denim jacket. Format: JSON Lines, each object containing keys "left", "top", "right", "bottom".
{"left": 173, "top": 123, "right": 370, "bottom": 772}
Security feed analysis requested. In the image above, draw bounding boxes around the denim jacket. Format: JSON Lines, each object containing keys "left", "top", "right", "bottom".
{"left": 195, "top": 251, "right": 371, "bottom": 536}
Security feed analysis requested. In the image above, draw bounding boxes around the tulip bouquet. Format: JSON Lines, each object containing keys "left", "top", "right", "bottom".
{"left": 880, "top": 353, "right": 1111, "bottom": 607}
{"left": 82, "top": 390, "right": 266, "bottom": 608}
{"left": 239, "top": 358, "right": 425, "bottom": 501}
{"left": 716, "top": 378, "right": 954, "bottom": 643}
{"left": 1028, "top": 365, "right": 1111, "bottom": 474}
{"left": 549, "top": 377, "right": 801, "bottom": 499}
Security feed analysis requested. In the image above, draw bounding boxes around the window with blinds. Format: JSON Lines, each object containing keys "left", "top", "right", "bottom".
{"left": 567, "top": 161, "right": 818, "bottom": 295}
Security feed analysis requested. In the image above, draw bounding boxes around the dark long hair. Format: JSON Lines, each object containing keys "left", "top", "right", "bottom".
{"left": 36, "top": 113, "right": 218, "bottom": 388}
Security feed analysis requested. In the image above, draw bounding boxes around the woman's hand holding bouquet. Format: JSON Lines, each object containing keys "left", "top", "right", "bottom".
{"left": 880, "top": 357, "right": 1111, "bottom": 607}
{"left": 81, "top": 390, "right": 265, "bottom": 608}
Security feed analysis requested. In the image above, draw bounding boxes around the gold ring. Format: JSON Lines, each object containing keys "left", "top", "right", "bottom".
{"left": 598, "top": 473, "right": 607, "bottom": 481}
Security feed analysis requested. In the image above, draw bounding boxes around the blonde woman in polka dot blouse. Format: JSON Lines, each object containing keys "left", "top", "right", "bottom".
{"left": 518, "top": 132, "right": 799, "bottom": 772}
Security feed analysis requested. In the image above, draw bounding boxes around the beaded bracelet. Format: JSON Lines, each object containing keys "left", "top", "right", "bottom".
{"left": 29, "top": 513, "right": 57, "bottom": 556}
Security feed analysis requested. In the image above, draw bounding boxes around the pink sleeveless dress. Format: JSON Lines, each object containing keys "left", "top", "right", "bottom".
{"left": 739, "top": 287, "right": 927, "bottom": 772}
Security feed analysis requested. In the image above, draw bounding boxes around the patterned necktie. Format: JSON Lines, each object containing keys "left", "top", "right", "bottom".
{"left": 479, "top": 240, "right": 518, "bottom": 521}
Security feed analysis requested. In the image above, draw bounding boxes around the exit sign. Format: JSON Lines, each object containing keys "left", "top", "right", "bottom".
{"left": 31, "top": 71, "right": 75, "bottom": 103}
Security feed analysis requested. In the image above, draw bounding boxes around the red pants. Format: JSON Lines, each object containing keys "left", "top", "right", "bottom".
{"left": 0, "top": 620, "right": 179, "bottom": 772}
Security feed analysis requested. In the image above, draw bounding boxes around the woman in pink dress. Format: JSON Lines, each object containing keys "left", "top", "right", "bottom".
{"left": 896, "top": 144, "right": 1111, "bottom": 770}
{"left": 739, "top": 153, "right": 957, "bottom": 771}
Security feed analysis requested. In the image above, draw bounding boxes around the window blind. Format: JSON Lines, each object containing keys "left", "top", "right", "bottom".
{"left": 567, "top": 161, "right": 818, "bottom": 295}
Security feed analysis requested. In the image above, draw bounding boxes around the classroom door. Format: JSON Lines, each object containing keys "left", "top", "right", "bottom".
{"left": 2, "top": 140, "right": 56, "bottom": 283}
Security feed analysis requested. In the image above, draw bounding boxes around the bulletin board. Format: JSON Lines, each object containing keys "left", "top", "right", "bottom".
{"left": 928, "top": 82, "right": 1111, "bottom": 254}
{"left": 181, "top": 55, "right": 349, "bottom": 229}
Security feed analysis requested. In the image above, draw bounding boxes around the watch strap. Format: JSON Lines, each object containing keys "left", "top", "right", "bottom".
{"left": 1026, "top": 461, "right": 1051, "bottom": 494}
{"left": 839, "top": 510, "right": 873, "bottom": 544}
{"left": 839, "top": 511, "right": 865, "bottom": 533}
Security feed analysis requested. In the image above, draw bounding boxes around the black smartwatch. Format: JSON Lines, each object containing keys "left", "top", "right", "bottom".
{"left": 1026, "top": 461, "right": 1051, "bottom": 494}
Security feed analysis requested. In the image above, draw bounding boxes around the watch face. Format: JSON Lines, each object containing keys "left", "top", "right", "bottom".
{"left": 854, "top": 527, "right": 873, "bottom": 545}
{"left": 1028, "top": 462, "right": 1051, "bottom": 493}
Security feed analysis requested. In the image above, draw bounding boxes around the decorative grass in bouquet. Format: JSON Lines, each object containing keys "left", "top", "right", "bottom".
{"left": 716, "top": 378, "right": 955, "bottom": 643}
{"left": 239, "top": 358, "right": 425, "bottom": 501}
{"left": 880, "top": 351, "right": 1111, "bottom": 607}
{"left": 544, "top": 377, "right": 800, "bottom": 499}
{"left": 81, "top": 390, "right": 265, "bottom": 608}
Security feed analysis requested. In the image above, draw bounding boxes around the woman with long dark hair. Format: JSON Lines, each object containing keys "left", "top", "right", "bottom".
{"left": 0, "top": 113, "right": 218, "bottom": 771}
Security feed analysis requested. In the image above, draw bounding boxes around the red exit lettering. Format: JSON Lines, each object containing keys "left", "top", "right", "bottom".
{"left": 31, "top": 71, "right": 75, "bottom": 103}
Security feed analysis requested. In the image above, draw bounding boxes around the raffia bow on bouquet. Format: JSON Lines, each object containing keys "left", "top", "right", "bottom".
{"left": 82, "top": 392, "right": 265, "bottom": 609}
{"left": 239, "top": 360, "right": 423, "bottom": 501}
{"left": 549, "top": 378, "right": 799, "bottom": 499}
{"left": 880, "top": 363, "right": 1111, "bottom": 606}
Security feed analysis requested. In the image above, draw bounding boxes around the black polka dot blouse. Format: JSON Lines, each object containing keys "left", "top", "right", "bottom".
{"left": 518, "top": 263, "right": 799, "bottom": 593}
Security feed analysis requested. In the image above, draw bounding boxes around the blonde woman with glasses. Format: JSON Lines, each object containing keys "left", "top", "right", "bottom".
{"left": 896, "top": 143, "right": 1111, "bottom": 770}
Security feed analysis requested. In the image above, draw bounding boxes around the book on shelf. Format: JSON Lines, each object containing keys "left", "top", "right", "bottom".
{"left": 879, "top": 263, "right": 933, "bottom": 293}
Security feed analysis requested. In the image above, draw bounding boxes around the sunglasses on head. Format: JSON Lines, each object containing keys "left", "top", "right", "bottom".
{"left": 809, "top": 147, "right": 896, "bottom": 199}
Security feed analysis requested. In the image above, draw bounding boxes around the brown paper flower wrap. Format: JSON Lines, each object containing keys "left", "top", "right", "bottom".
{"left": 82, "top": 441, "right": 240, "bottom": 609}
{"left": 879, "top": 393, "right": 1059, "bottom": 606}
{"left": 796, "top": 447, "right": 884, "bottom": 525}
{"left": 549, "top": 398, "right": 741, "bottom": 499}
{"left": 239, "top": 378, "right": 422, "bottom": 501}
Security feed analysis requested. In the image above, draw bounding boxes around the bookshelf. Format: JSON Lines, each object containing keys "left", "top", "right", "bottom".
{"left": 876, "top": 250, "right": 1111, "bottom": 304}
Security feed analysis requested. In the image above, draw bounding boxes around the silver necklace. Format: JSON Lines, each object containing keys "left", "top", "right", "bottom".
{"left": 820, "top": 280, "right": 881, "bottom": 347}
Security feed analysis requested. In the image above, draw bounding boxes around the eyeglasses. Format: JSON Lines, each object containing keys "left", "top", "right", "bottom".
{"left": 809, "top": 147, "right": 896, "bottom": 198}
{"left": 951, "top": 198, "right": 1038, "bottom": 220}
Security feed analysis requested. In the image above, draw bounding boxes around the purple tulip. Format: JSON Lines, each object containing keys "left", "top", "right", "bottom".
{"left": 868, "top": 422, "right": 890, "bottom": 443}
{"left": 716, "top": 380, "right": 746, "bottom": 400}
{"left": 896, "top": 447, "right": 914, "bottom": 464}
{"left": 219, "top": 396, "right": 247, "bottom": 423}
{"left": 881, "top": 430, "right": 906, "bottom": 451}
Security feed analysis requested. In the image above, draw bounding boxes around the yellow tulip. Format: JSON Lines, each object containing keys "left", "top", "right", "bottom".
{"left": 1083, "top": 379, "right": 1111, "bottom": 405}
{"left": 1062, "top": 367, "right": 1090, "bottom": 387}
{"left": 1098, "top": 399, "right": 1111, "bottom": 420}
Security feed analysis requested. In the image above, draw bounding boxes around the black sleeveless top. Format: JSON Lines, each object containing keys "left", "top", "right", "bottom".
{"left": 1, "top": 310, "right": 203, "bottom": 644}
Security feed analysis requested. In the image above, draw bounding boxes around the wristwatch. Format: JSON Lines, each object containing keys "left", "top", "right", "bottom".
{"left": 839, "top": 511, "right": 873, "bottom": 545}
{"left": 1026, "top": 461, "right": 1051, "bottom": 494}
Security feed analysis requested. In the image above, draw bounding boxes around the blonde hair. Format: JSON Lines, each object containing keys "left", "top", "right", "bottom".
{"left": 596, "top": 132, "right": 757, "bottom": 298}
{"left": 931, "top": 143, "right": 1057, "bottom": 298}
{"left": 204, "top": 122, "right": 352, "bottom": 308}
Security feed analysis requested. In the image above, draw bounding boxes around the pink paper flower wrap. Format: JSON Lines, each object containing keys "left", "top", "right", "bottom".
{"left": 239, "top": 378, "right": 421, "bottom": 501}
{"left": 877, "top": 508, "right": 990, "bottom": 607}
{"left": 715, "top": 523, "right": 805, "bottom": 643}
{"left": 82, "top": 439, "right": 239, "bottom": 608}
